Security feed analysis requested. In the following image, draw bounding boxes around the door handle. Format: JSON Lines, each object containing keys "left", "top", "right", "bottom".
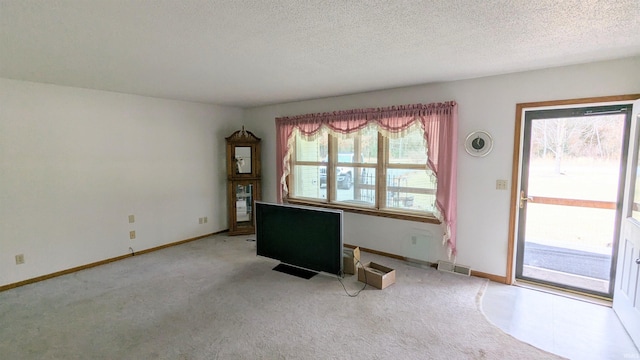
{"left": 636, "top": 258, "right": 640, "bottom": 265}
{"left": 519, "top": 190, "right": 533, "bottom": 209}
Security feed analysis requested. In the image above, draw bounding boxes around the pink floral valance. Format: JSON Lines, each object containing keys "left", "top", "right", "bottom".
{"left": 275, "top": 102, "right": 458, "bottom": 257}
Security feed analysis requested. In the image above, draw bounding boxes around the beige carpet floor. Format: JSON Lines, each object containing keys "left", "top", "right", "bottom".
{"left": 0, "top": 234, "right": 564, "bottom": 359}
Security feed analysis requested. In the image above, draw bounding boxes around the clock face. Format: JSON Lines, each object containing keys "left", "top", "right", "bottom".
{"left": 465, "top": 131, "right": 493, "bottom": 157}
{"left": 471, "top": 137, "right": 485, "bottom": 151}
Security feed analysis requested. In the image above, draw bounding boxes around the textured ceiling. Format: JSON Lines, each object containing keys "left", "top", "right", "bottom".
{"left": 1, "top": 0, "right": 639, "bottom": 108}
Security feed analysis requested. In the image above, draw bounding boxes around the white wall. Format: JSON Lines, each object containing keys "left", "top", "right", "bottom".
{"left": 243, "top": 56, "right": 640, "bottom": 278}
{"left": 0, "top": 78, "right": 243, "bottom": 287}
{"left": 2, "top": 57, "right": 638, "bottom": 287}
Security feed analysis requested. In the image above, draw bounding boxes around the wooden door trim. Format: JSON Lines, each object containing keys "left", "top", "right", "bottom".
{"left": 506, "top": 94, "right": 640, "bottom": 285}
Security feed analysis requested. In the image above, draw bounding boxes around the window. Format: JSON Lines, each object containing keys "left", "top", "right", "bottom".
{"left": 275, "top": 102, "right": 458, "bottom": 254}
{"left": 288, "top": 123, "right": 437, "bottom": 218}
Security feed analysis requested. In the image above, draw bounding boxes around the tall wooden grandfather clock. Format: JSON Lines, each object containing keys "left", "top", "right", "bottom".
{"left": 226, "top": 127, "right": 261, "bottom": 235}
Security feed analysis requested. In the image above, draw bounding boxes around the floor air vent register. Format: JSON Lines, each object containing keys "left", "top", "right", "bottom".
{"left": 437, "top": 260, "right": 471, "bottom": 276}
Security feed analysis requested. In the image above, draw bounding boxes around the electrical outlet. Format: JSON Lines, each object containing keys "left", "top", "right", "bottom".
{"left": 411, "top": 236, "right": 417, "bottom": 245}
{"left": 496, "top": 179, "right": 508, "bottom": 190}
{"left": 128, "top": 214, "right": 135, "bottom": 223}
{"left": 15, "top": 254, "right": 25, "bottom": 265}
{"left": 204, "top": 217, "right": 208, "bottom": 223}
{"left": 129, "top": 231, "right": 136, "bottom": 240}
{"left": 199, "top": 217, "right": 203, "bottom": 224}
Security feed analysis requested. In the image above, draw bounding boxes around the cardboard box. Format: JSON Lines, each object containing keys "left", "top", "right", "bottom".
{"left": 343, "top": 247, "right": 361, "bottom": 275}
{"left": 358, "top": 262, "right": 396, "bottom": 289}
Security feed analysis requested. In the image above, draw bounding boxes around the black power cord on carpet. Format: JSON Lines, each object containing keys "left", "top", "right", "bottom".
{"left": 336, "top": 259, "right": 367, "bottom": 297}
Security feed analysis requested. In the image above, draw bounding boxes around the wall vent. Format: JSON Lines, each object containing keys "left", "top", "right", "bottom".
{"left": 437, "top": 260, "right": 471, "bottom": 276}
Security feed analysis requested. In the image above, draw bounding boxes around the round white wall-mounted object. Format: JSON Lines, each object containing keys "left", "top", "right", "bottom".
{"left": 464, "top": 130, "right": 493, "bottom": 157}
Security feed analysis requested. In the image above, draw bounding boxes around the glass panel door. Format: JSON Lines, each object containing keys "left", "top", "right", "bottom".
{"left": 516, "top": 104, "right": 632, "bottom": 297}
{"left": 236, "top": 182, "right": 253, "bottom": 224}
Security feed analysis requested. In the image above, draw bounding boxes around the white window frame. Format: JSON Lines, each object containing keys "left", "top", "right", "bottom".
{"left": 287, "top": 128, "right": 439, "bottom": 224}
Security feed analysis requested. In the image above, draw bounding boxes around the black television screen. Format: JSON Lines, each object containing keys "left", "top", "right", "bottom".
{"left": 255, "top": 201, "right": 343, "bottom": 275}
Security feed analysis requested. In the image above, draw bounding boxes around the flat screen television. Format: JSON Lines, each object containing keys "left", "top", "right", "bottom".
{"left": 255, "top": 201, "right": 343, "bottom": 276}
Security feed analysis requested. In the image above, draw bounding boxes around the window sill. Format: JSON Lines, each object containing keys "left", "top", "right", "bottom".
{"left": 285, "top": 198, "right": 441, "bottom": 224}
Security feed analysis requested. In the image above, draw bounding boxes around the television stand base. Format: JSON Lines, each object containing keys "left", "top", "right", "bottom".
{"left": 273, "top": 263, "right": 318, "bottom": 279}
